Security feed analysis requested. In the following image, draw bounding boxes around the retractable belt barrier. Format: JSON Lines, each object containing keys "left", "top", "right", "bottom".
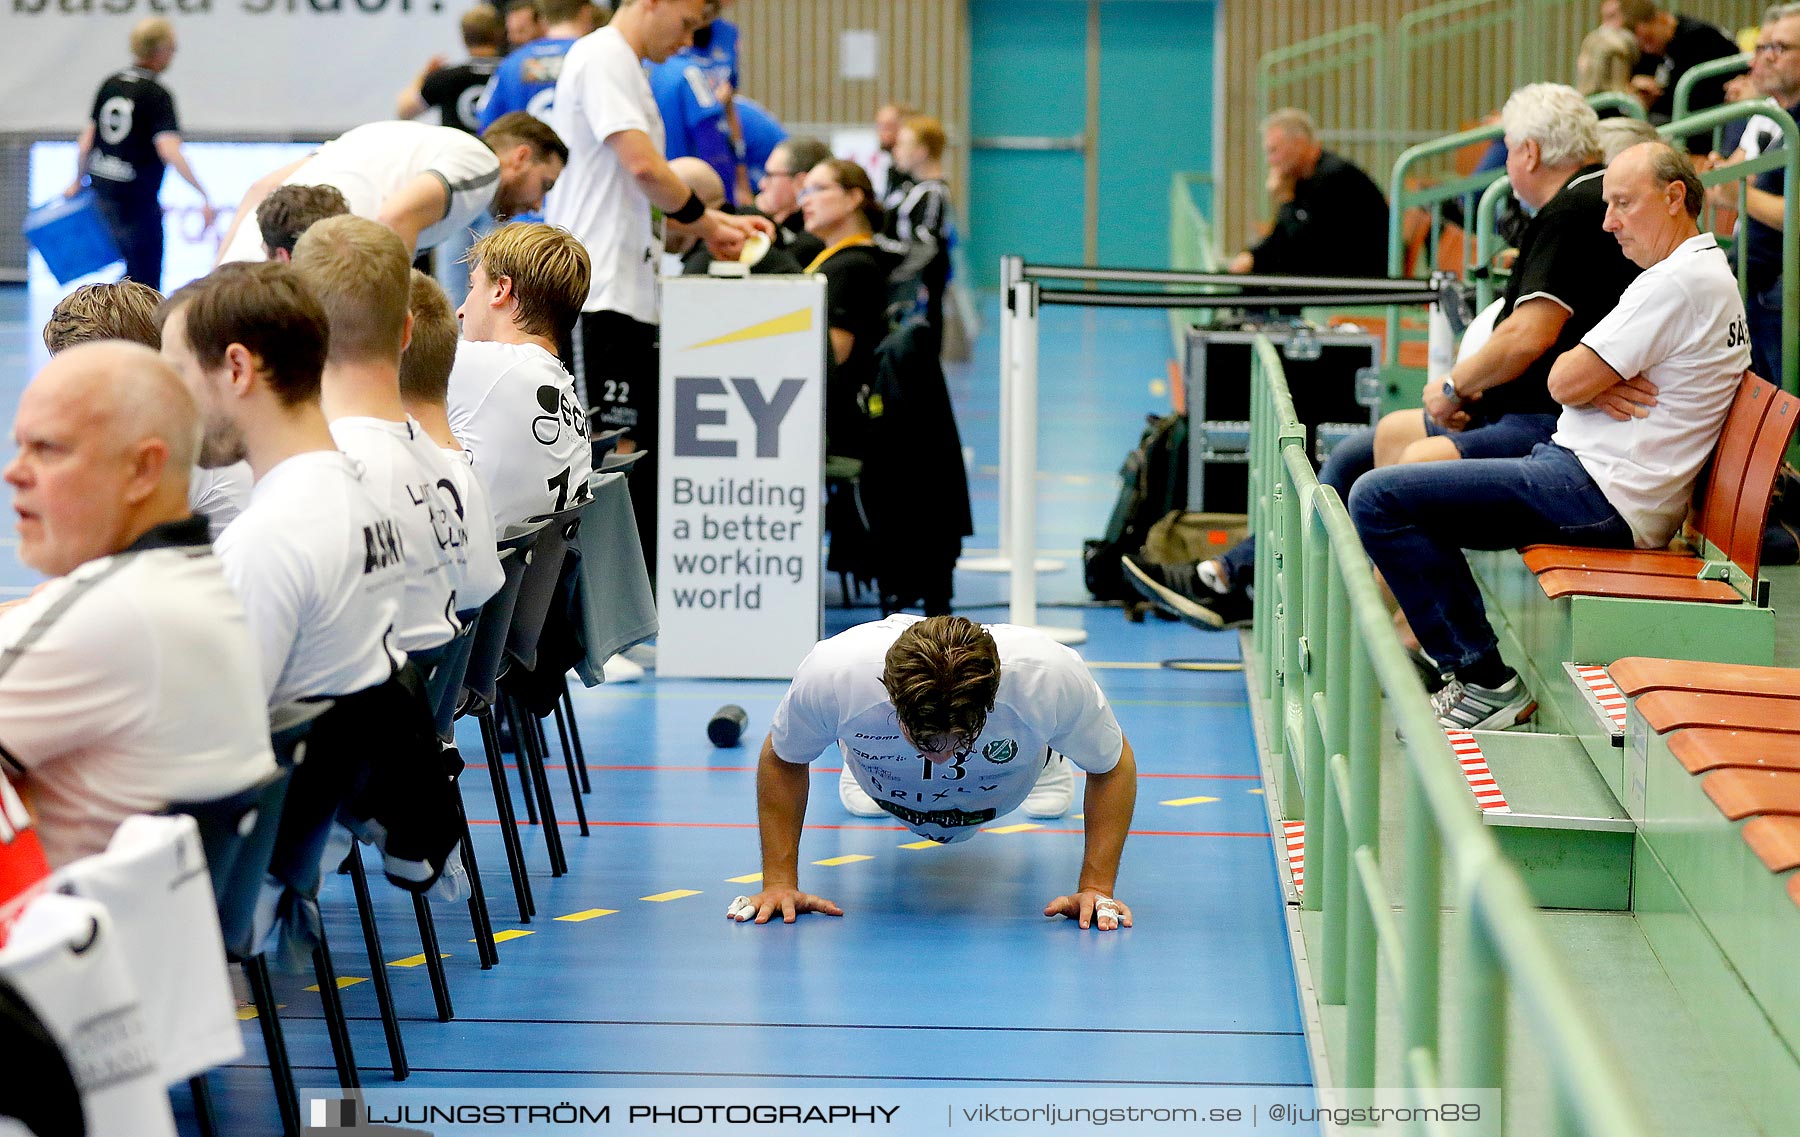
{"left": 984, "top": 260, "right": 1438, "bottom": 641}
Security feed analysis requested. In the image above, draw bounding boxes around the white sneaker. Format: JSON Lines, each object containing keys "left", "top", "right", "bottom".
{"left": 601, "top": 654, "right": 644, "bottom": 683}
{"left": 838, "top": 763, "right": 884, "bottom": 817}
{"left": 430, "top": 846, "right": 471, "bottom": 903}
{"left": 1022, "top": 751, "right": 1075, "bottom": 818}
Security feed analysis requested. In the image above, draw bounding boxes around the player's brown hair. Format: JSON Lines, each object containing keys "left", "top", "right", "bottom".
{"left": 462, "top": 3, "right": 506, "bottom": 49}
{"left": 256, "top": 183, "right": 351, "bottom": 257}
{"left": 901, "top": 115, "right": 947, "bottom": 162}
{"left": 881, "top": 617, "right": 1002, "bottom": 745}
{"left": 483, "top": 111, "right": 569, "bottom": 166}
{"left": 290, "top": 215, "right": 412, "bottom": 366}
{"left": 159, "top": 262, "right": 329, "bottom": 409}
{"left": 398, "top": 269, "right": 459, "bottom": 403}
{"left": 43, "top": 280, "right": 163, "bottom": 355}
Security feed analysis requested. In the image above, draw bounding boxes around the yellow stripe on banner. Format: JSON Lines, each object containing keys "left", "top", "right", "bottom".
{"left": 1161, "top": 796, "right": 1221, "bottom": 807}
{"left": 812, "top": 854, "right": 873, "bottom": 866}
{"left": 686, "top": 307, "right": 813, "bottom": 350}
{"left": 555, "top": 909, "right": 619, "bottom": 922}
{"left": 303, "top": 977, "right": 368, "bottom": 992}
{"left": 388, "top": 952, "right": 451, "bottom": 968}
{"left": 642, "top": 889, "right": 702, "bottom": 902}
{"left": 985, "top": 823, "right": 1041, "bottom": 834}
{"left": 899, "top": 840, "right": 939, "bottom": 850}
{"left": 481, "top": 929, "right": 535, "bottom": 944}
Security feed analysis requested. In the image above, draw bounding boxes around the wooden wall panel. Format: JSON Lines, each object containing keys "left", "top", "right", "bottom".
{"left": 1218, "top": 0, "right": 1766, "bottom": 265}
{"left": 735, "top": 0, "right": 968, "bottom": 194}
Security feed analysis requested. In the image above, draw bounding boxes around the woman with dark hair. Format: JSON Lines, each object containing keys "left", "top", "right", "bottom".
{"left": 800, "top": 158, "right": 891, "bottom": 461}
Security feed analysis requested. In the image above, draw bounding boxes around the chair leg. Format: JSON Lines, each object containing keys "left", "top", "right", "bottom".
{"left": 512, "top": 704, "right": 540, "bottom": 825}
{"left": 555, "top": 686, "right": 591, "bottom": 795}
{"left": 244, "top": 956, "right": 301, "bottom": 1137}
{"left": 345, "top": 846, "right": 409, "bottom": 1080}
{"left": 542, "top": 712, "right": 590, "bottom": 837}
{"left": 453, "top": 784, "right": 498, "bottom": 967}
{"left": 188, "top": 1072, "right": 218, "bottom": 1137}
{"left": 479, "top": 707, "right": 535, "bottom": 921}
{"left": 411, "top": 892, "right": 455, "bottom": 1022}
{"left": 310, "top": 926, "right": 361, "bottom": 1089}
{"left": 507, "top": 695, "right": 566, "bottom": 875}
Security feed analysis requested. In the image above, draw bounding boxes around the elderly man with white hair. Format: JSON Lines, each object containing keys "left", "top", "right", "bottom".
{"left": 0, "top": 342, "right": 276, "bottom": 867}
{"left": 1125, "top": 84, "right": 1641, "bottom": 633}
{"left": 1351, "top": 141, "right": 1750, "bottom": 732}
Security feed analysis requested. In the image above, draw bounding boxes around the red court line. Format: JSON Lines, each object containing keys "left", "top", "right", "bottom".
{"left": 467, "top": 819, "right": 1269, "bottom": 837}
{"left": 492, "top": 763, "right": 1259, "bottom": 780}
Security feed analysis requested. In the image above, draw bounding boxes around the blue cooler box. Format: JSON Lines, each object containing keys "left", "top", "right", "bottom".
{"left": 23, "top": 191, "right": 122, "bottom": 285}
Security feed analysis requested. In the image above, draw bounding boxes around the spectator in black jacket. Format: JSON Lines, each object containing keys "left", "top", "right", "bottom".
{"left": 1620, "top": 0, "right": 1740, "bottom": 131}
{"left": 1228, "top": 108, "right": 1388, "bottom": 279}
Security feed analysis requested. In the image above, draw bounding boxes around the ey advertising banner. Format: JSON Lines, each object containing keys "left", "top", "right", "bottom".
{"left": 656, "top": 276, "right": 825, "bottom": 680}
{"left": 0, "top": 4, "right": 464, "bottom": 134}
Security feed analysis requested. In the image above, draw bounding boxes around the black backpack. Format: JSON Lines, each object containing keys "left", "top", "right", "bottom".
{"left": 1084, "top": 413, "right": 1189, "bottom": 601}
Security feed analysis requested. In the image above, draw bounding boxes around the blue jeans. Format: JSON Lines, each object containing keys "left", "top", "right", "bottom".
{"left": 1218, "top": 426, "right": 1377, "bottom": 589}
{"left": 1348, "top": 443, "right": 1633, "bottom": 672}
{"left": 1747, "top": 278, "right": 1783, "bottom": 387}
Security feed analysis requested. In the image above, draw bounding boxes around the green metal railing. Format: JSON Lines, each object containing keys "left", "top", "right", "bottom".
{"left": 1471, "top": 100, "right": 1799, "bottom": 393}
{"left": 1257, "top": 24, "right": 1389, "bottom": 215}
{"left": 1247, "top": 337, "right": 1649, "bottom": 1133}
{"left": 1672, "top": 52, "right": 1751, "bottom": 125}
{"left": 1167, "top": 172, "right": 1220, "bottom": 355}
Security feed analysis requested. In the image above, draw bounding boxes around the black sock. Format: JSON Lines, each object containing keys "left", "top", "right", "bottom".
{"left": 1456, "top": 654, "right": 1514, "bottom": 690}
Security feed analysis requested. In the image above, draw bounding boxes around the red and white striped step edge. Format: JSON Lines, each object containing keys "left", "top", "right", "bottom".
{"left": 1282, "top": 819, "right": 1305, "bottom": 895}
{"left": 1277, "top": 730, "right": 1508, "bottom": 898}
{"left": 1571, "top": 664, "right": 1629, "bottom": 735}
{"left": 1444, "top": 730, "right": 1512, "bottom": 813}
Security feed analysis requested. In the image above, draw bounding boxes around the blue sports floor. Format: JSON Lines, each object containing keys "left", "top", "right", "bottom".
{"left": 2, "top": 288, "right": 1315, "bottom": 1133}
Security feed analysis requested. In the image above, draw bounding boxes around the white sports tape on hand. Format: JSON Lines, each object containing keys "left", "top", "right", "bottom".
{"left": 1093, "top": 896, "right": 1122, "bottom": 922}
{"left": 727, "top": 895, "right": 756, "bottom": 920}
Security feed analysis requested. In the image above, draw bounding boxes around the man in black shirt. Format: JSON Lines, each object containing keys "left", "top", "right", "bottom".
{"left": 65, "top": 18, "right": 214, "bottom": 291}
{"left": 1620, "top": 0, "right": 1740, "bottom": 129}
{"left": 1228, "top": 108, "right": 1388, "bottom": 278}
{"left": 1712, "top": 3, "right": 1800, "bottom": 384}
{"left": 1125, "top": 85, "right": 1640, "bottom": 630}
{"left": 396, "top": 4, "right": 506, "bottom": 134}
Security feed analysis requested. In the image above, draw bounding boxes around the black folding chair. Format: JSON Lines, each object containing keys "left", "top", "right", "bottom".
{"left": 166, "top": 701, "right": 327, "bottom": 1137}
{"left": 462, "top": 549, "right": 533, "bottom": 921}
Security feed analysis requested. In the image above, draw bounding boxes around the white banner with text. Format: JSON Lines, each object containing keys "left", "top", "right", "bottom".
{"left": 656, "top": 275, "right": 825, "bottom": 680}
{"left": 0, "top": 6, "right": 464, "bottom": 134}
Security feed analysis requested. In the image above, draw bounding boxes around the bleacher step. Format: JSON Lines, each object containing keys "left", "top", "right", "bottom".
{"left": 1464, "top": 729, "right": 1634, "bottom": 909}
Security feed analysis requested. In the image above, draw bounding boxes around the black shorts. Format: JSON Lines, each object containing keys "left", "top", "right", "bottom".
{"left": 576, "top": 310, "right": 659, "bottom": 445}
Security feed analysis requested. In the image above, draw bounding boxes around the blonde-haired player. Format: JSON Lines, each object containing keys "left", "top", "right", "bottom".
{"left": 448, "top": 222, "right": 593, "bottom": 538}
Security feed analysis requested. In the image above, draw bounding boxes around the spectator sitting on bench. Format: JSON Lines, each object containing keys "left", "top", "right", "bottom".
{"left": 1226, "top": 108, "right": 1388, "bottom": 279}
{"left": 1126, "top": 85, "right": 1640, "bottom": 631}
{"left": 1349, "top": 142, "right": 1749, "bottom": 731}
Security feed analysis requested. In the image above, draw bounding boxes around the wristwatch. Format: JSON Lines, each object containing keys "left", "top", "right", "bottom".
{"left": 1441, "top": 378, "right": 1463, "bottom": 406}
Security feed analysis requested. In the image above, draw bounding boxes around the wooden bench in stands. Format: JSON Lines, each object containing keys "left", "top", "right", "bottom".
{"left": 1600, "top": 663, "right": 1800, "bottom": 1077}
{"left": 1524, "top": 372, "right": 1800, "bottom": 605}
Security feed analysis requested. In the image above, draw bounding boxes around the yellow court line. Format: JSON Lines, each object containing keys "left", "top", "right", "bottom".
{"left": 1072, "top": 814, "right": 1085, "bottom": 820}
{"left": 303, "top": 977, "right": 368, "bottom": 992}
{"left": 481, "top": 929, "right": 535, "bottom": 944}
{"left": 642, "top": 889, "right": 702, "bottom": 902}
{"left": 812, "top": 855, "right": 873, "bottom": 866}
{"left": 1248, "top": 788, "right": 1265, "bottom": 795}
{"left": 984, "top": 823, "right": 1042, "bottom": 834}
{"left": 726, "top": 873, "right": 764, "bottom": 884}
{"left": 1161, "top": 796, "right": 1221, "bottom": 807}
{"left": 237, "top": 1003, "right": 286, "bottom": 1020}
{"left": 899, "top": 840, "right": 939, "bottom": 850}
{"left": 555, "top": 909, "right": 619, "bottom": 922}
{"left": 388, "top": 952, "right": 450, "bottom": 968}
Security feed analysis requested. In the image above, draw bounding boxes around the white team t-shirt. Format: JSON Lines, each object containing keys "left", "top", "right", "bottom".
{"left": 439, "top": 446, "right": 505, "bottom": 612}
{"left": 219, "top": 121, "right": 501, "bottom": 263}
{"left": 769, "top": 615, "right": 1125, "bottom": 844}
{"left": 1554, "top": 233, "right": 1751, "bottom": 548}
{"left": 187, "top": 461, "right": 253, "bottom": 541}
{"left": 329, "top": 416, "right": 471, "bottom": 653}
{"left": 215, "top": 450, "right": 408, "bottom": 706}
{"left": 447, "top": 339, "right": 593, "bottom": 537}
{"left": 0, "top": 893, "right": 178, "bottom": 1136}
{"left": 0, "top": 523, "right": 277, "bottom": 867}
{"left": 545, "top": 26, "right": 664, "bottom": 322}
